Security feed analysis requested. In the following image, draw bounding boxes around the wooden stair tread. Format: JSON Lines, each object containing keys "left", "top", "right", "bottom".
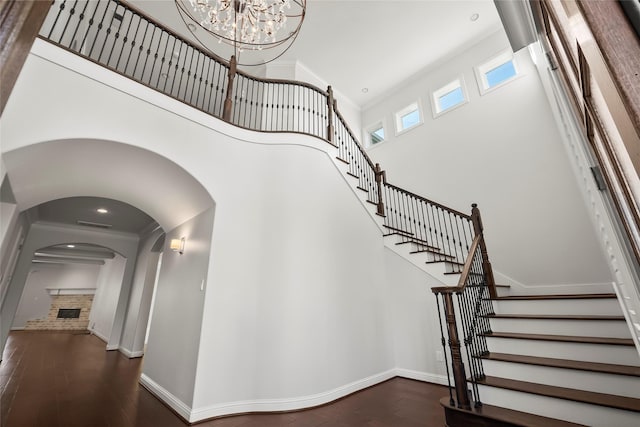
{"left": 382, "top": 224, "right": 414, "bottom": 235}
{"left": 488, "top": 293, "right": 616, "bottom": 301}
{"left": 479, "top": 352, "right": 640, "bottom": 377}
{"left": 426, "top": 259, "right": 464, "bottom": 266}
{"left": 409, "top": 248, "right": 454, "bottom": 258}
{"left": 476, "top": 376, "right": 640, "bottom": 413}
{"left": 335, "top": 156, "right": 350, "bottom": 165}
{"left": 481, "top": 331, "right": 635, "bottom": 346}
{"left": 346, "top": 171, "right": 359, "bottom": 179}
{"left": 483, "top": 314, "right": 625, "bottom": 321}
{"left": 439, "top": 396, "right": 586, "bottom": 427}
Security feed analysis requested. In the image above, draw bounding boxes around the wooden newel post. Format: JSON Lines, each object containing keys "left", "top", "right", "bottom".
{"left": 442, "top": 291, "right": 471, "bottom": 410}
{"left": 326, "top": 85, "right": 335, "bottom": 145}
{"left": 374, "top": 163, "right": 385, "bottom": 216}
{"left": 471, "top": 203, "right": 497, "bottom": 298}
{"left": 223, "top": 55, "right": 237, "bottom": 122}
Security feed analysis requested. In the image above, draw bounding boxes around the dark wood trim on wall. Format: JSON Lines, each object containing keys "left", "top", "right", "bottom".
{"left": 0, "top": 0, "right": 51, "bottom": 116}
{"left": 578, "top": 0, "right": 640, "bottom": 138}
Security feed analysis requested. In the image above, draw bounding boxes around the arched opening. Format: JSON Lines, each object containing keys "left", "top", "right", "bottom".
{"left": 0, "top": 139, "right": 216, "bottom": 361}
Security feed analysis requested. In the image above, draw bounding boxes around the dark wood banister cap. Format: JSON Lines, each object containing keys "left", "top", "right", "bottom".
{"left": 431, "top": 234, "right": 482, "bottom": 295}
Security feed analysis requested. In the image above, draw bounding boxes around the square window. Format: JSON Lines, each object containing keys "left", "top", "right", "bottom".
{"left": 370, "top": 125, "right": 385, "bottom": 145}
{"left": 394, "top": 102, "right": 423, "bottom": 134}
{"left": 438, "top": 87, "right": 465, "bottom": 111}
{"left": 431, "top": 78, "right": 468, "bottom": 117}
{"left": 485, "top": 60, "right": 517, "bottom": 88}
{"left": 475, "top": 51, "right": 519, "bottom": 94}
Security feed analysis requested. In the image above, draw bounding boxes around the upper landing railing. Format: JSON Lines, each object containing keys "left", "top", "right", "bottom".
{"left": 39, "top": 0, "right": 495, "bottom": 279}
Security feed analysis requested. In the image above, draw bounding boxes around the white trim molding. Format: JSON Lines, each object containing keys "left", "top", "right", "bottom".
{"left": 119, "top": 347, "right": 144, "bottom": 359}
{"left": 395, "top": 368, "right": 449, "bottom": 386}
{"left": 140, "top": 373, "right": 193, "bottom": 421}
{"left": 189, "top": 369, "right": 396, "bottom": 422}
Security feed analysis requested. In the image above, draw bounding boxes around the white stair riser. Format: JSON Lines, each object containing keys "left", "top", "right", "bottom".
{"left": 491, "top": 298, "right": 621, "bottom": 315}
{"left": 482, "top": 359, "right": 640, "bottom": 398}
{"left": 488, "top": 318, "right": 632, "bottom": 338}
{"left": 484, "top": 337, "right": 640, "bottom": 366}
{"left": 476, "top": 384, "right": 640, "bottom": 427}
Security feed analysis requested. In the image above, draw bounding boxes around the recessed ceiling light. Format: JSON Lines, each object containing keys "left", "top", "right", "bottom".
{"left": 67, "top": 244, "right": 75, "bottom": 248}
{"left": 362, "top": 88, "right": 369, "bottom": 93}
{"left": 470, "top": 13, "right": 480, "bottom": 21}
{"left": 187, "top": 23, "right": 197, "bottom": 32}
{"left": 96, "top": 208, "right": 109, "bottom": 214}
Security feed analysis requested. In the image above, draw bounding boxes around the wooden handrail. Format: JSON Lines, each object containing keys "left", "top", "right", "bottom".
{"left": 332, "top": 106, "right": 377, "bottom": 170}
{"left": 431, "top": 234, "right": 482, "bottom": 295}
{"left": 119, "top": 0, "right": 230, "bottom": 68}
{"left": 384, "top": 182, "right": 472, "bottom": 220}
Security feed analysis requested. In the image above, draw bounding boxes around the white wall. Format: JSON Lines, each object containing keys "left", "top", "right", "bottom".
{"left": 89, "top": 254, "right": 126, "bottom": 344}
{"left": 12, "top": 263, "right": 100, "bottom": 329}
{"left": 1, "top": 41, "right": 395, "bottom": 421}
{"left": 119, "top": 228, "right": 164, "bottom": 357}
{"left": 384, "top": 249, "right": 448, "bottom": 382}
{"left": 362, "top": 31, "right": 612, "bottom": 290}
{"left": 143, "top": 208, "right": 214, "bottom": 409}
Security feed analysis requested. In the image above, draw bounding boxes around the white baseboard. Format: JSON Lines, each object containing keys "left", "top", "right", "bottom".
{"left": 119, "top": 347, "right": 144, "bottom": 358}
{"left": 140, "top": 374, "right": 192, "bottom": 421}
{"left": 89, "top": 328, "right": 118, "bottom": 350}
{"left": 394, "top": 368, "right": 449, "bottom": 386}
{"left": 141, "top": 368, "right": 445, "bottom": 423}
{"left": 189, "top": 369, "right": 397, "bottom": 422}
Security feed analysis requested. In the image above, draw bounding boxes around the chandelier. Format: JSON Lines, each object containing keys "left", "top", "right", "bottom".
{"left": 175, "top": 0, "right": 306, "bottom": 66}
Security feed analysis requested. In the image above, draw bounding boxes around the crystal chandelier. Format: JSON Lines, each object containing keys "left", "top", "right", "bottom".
{"left": 175, "top": 0, "right": 306, "bottom": 66}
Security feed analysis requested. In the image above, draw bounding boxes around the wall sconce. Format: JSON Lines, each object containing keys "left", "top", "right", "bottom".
{"left": 170, "top": 237, "right": 185, "bottom": 254}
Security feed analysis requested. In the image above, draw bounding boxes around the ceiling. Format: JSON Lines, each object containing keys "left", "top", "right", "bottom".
{"left": 33, "top": 196, "right": 157, "bottom": 235}
{"left": 129, "top": 0, "right": 504, "bottom": 107}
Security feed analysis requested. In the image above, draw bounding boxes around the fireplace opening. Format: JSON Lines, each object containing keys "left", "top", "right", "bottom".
{"left": 57, "top": 308, "right": 81, "bottom": 319}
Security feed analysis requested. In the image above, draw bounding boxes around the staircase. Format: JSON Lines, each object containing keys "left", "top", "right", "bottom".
{"left": 34, "top": 2, "right": 640, "bottom": 424}
{"left": 440, "top": 290, "right": 640, "bottom": 426}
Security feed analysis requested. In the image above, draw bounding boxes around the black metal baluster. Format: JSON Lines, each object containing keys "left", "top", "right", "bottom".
{"left": 97, "top": 1, "right": 117, "bottom": 62}
{"left": 47, "top": 0, "right": 66, "bottom": 39}
{"left": 435, "top": 294, "right": 455, "bottom": 406}
{"left": 146, "top": 26, "right": 161, "bottom": 87}
{"left": 57, "top": 0, "right": 79, "bottom": 45}
{"left": 87, "top": 0, "right": 109, "bottom": 58}
{"left": 69, "top": 0, "right": 90, "bottom": 53}
{"left": 114, "top": 9, "right": 132, "bottom": 72}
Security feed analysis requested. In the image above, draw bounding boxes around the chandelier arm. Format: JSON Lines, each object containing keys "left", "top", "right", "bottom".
{"left": 174, "top": 0, "right": 306, "bottom": 66}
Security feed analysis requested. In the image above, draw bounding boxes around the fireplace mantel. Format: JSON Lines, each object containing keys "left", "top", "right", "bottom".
{"left": 46, "top": 287, "right": 96, "bottom": 296}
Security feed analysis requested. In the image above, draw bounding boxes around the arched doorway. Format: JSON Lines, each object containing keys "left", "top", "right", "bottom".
{"left": 0, "top": 139, "right": 216, "bottom": 359}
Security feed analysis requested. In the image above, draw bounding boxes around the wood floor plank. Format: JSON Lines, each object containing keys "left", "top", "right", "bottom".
{"left": 1, "top": 331, "right": 449, "bottom": 427}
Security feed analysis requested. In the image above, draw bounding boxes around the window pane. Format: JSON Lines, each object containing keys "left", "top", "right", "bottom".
{"left": 370, "top": 127, "right": 384, "bottom": 144}
{"left": 486, "top": 60, "right": 516, "bottom": 88}
{"left": 401, "top": 109, "right": 420, "bottom": 130}
{"left": 438, "top": 87, "right": 464, "bottom": 111}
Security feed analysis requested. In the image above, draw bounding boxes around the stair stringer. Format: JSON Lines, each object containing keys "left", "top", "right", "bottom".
{"left": 331, "top": 154, "right": 460, "bottom": 286}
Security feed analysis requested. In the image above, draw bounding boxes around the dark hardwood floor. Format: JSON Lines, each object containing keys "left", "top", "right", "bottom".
{"left": 1, "top": 331, "right": 448, "bottom": 426}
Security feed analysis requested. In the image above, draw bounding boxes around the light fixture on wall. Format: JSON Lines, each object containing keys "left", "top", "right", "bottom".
{"left": 174, "top": 0, "right": 306, "bottom": 66}
{"left": 170, "top": 237, "right": 186, "bottom": 254}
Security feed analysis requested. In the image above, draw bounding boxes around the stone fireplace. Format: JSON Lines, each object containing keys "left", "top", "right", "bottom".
{"left": 24, "top": 290, "right": 94, "bottom": 331}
